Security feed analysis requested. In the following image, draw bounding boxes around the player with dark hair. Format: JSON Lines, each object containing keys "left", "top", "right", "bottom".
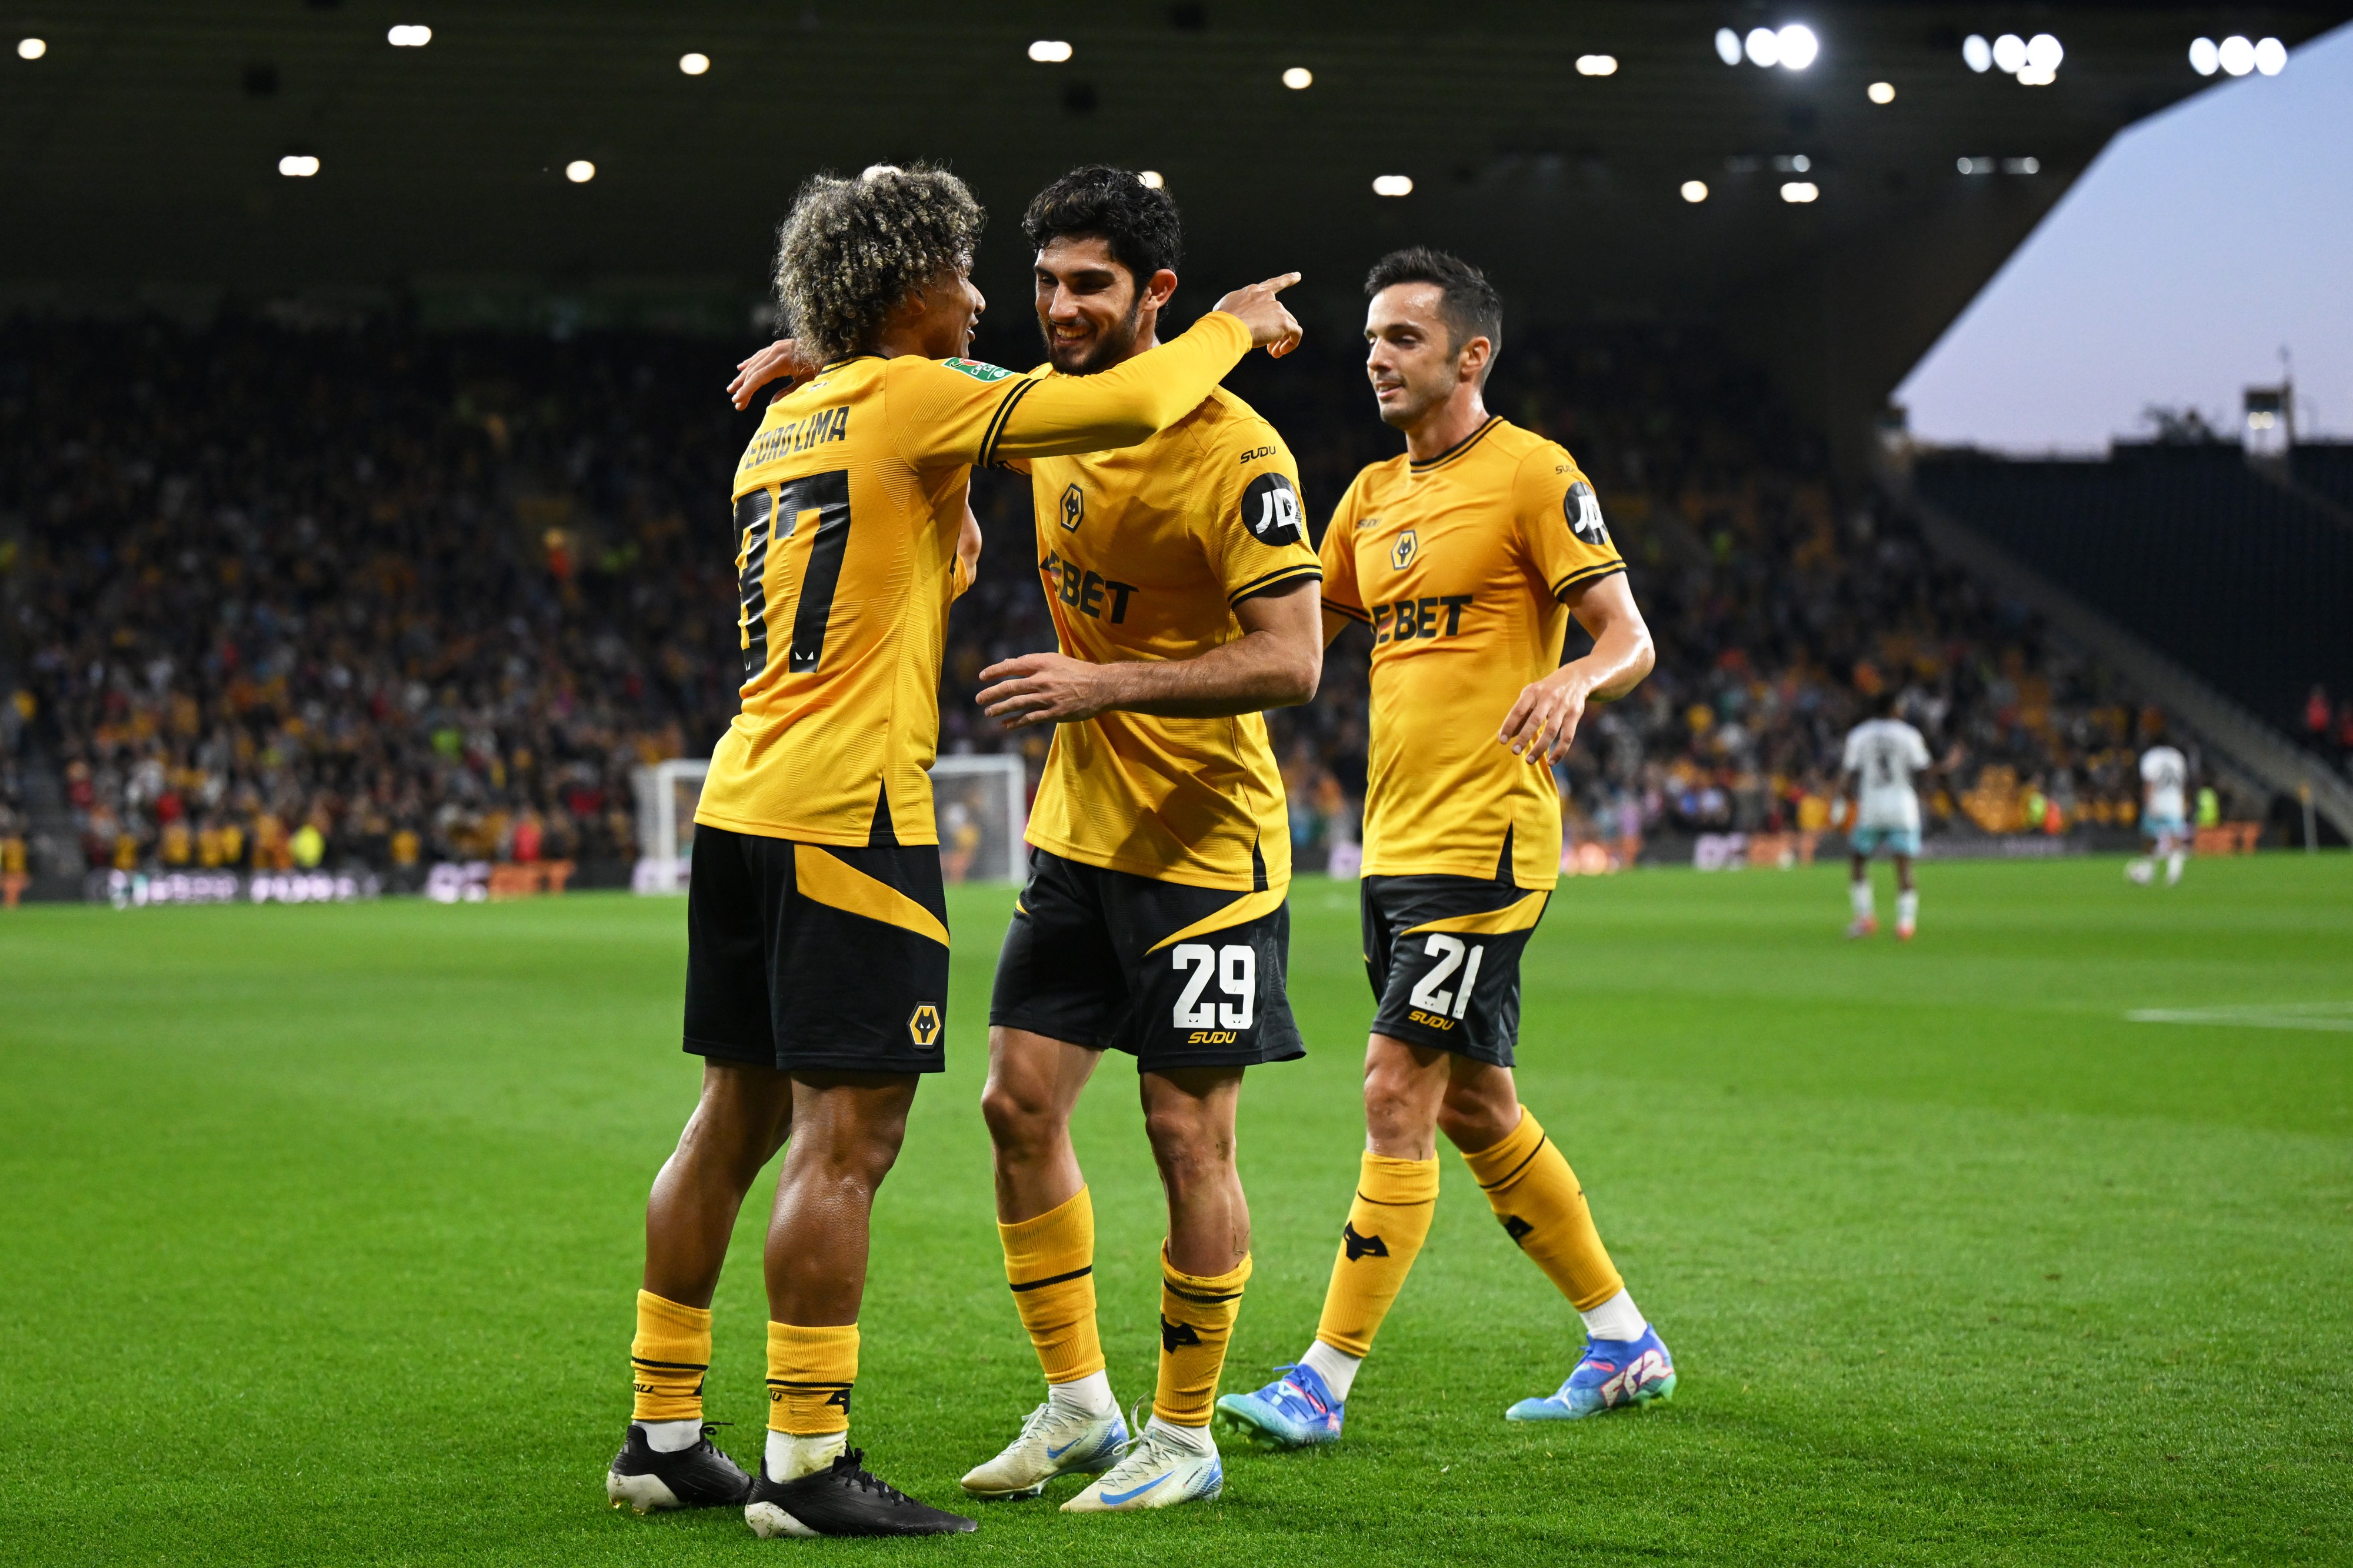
{"left": 937, "top": 163, "right": 1324, "bottom": 1514}
{"left": 1841, "top": 689, "right": 1937, "bottom": 938}
{"left": 1220, "top": 246, "right": 1675, "bottom": 1447}
{"left": 609, "top": 162, "right": 1304, "bottom": 1539}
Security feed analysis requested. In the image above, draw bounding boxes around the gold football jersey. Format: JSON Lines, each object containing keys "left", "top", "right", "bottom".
{"left": 1319, "top": 416, "right": 1624, "bottom": 889}
{"left": 695, "top": 312, "right": 1254, "bottom": 846}
{"left": 1014, "top": 383, "right": 1321, "bottom": 892}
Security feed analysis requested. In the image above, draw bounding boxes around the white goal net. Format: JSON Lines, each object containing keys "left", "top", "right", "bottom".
{"left": 632, "top": 753, "right": 1028, "bottom": 893}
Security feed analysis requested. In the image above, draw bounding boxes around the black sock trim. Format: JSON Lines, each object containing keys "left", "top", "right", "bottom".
{"left": 630, "top": 1356, "right": 712, "bottom": 1372}
{"left": 1163, "top": 1283, "right": 1245, "bottom": 1306}
{"left": 1474, "top": 1132, "right": 1550, "bottom": 1193}
{"left": 1353, "top": 1190, "right": 1437, "bottom": 1207}
{"left": 1008, "top": 1265, "right": 1094, "bottom": 1293}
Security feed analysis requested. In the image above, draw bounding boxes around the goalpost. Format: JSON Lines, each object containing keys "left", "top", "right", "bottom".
{"left": 632, "top": 753, "right": 1028, "bottom": 893}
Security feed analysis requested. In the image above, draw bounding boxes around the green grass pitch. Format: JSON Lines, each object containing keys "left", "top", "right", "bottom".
{"left": 4, "top": 855, "right": 2349, "bottom": 1566}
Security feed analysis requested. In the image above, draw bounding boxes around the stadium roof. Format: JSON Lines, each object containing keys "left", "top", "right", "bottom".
{"left": 5, "top": 1, "right": 2347, "bottom": 466}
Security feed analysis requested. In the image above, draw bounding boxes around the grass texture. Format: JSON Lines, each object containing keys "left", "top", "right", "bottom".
{"left": 2, "top": 855, "right": 2349, "bottom": 1565}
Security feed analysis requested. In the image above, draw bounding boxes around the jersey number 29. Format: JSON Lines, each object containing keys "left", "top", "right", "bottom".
{"left": 1172, "top": 942, "right": 1255, "bottom": 1030}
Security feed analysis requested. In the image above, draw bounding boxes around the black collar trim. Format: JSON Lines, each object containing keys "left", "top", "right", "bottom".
{"left": 1408, "top": 415, "right": 1501, "bottom": 471}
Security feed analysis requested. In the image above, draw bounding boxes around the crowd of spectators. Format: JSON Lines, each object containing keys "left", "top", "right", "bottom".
{"left": 1, "top": 313, "right": 747, "bottom": 884}
{"left": 1, "top": 309, "right": 2247, "bottom": 887}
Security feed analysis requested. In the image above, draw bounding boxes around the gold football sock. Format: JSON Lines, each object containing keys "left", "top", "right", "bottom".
{"left": 629, "top": 1290, "right": 711, "bottom": 1423}
{"left": 1459, "top": 1107, "right": 1625, "bottom": 1312}
{"left": 765, "top": 1321, "right": 858, "bottom": 1436}
{"left": 1154, "top": 1248, "right": 1251, "bottom": 1427}
{"left": 1313, "top": 1152, "right": 1439, "bottom": 1359}
{"left": 999, "top": 1186, "right": 1106, "bottom": 1385}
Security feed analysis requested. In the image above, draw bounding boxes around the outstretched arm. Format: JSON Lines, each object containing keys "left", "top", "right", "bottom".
{"left": 1497, "top": 571, "right": 1654, "bottom": 766}
{"left": 975, "top": 580, "right": 1321, "bottom": 728}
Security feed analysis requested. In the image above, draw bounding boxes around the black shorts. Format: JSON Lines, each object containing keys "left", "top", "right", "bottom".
{"left": 1362, "top": 874, "right": 1552, "bottom": 1067}
{"left": 989, "top": 848, "right": 1304, "bottom": 1073}
{"left": 683, "top": 824, "right": 950, "bottom": 1075}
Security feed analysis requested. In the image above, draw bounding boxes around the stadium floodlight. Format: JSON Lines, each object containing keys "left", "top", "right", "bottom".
{"left": 1991, "top": 34, "right": 2026, "bottom": 74}
{"left": 278, "top": 154, "right": 320, "bottom": 177}
{"left": 386, "top": 24, "right": 432, "bottom": 48}
{"left": 2218, "top": 35, "right": 2255, "bottom": 75}
{"left": 565, "top": 159, "right": 596, "bottom": 183}
{"left": 1715, "top": 28, "right": 1742, "bottom": 65}
{"left": 2002, "top": 156, "right": 2041, "bottom": 175}
{"left": 1779, "top": 181, "right": 1818, "bottom": 203}
{"left": 1867, "top": 81, "right": 1895, "bottom": 104}
{"left": 1957, "top": 156, "right": 1993, "bottom": 175}
{"left": 2254, "top": 37, "right": 2287, "bottom": 75}
{"left": 1962, "top": 34, "right": 1991, "bottom": 72}
{"left": 2189, "top": 38, "right": 2219, "bottom": 75}
{"left": 1028, "top": 39, "right": 1072, "bottom": 63}
{"left": 2025, "top": 34, "right": 2063, "bottom": 72}
{"left": 1680, "top": 179, "right": 1708, "bottom": 203}
{"left": 1282, "top": 66, "right": 1312, "bottom": 89}
{"left": 679, "top": 52, "right": 709, "bottom": 75}
{"left": 17, "top": 36, "right": 45, "bottom": 59}
{"left": 1576, "top": 55, "right": 1618, "bottom": 76}
{"left": 1744, "top": 28, "right": 1779, "bottom": 68}
{"left": 1775, "top": 25, "right": 1818, "bottom": 70}
{"left": 1138, "top": 169, "right": 1164, "bottom": 188}
{"left": 1372, "top": 174, "right": 1414, "bottom": 196}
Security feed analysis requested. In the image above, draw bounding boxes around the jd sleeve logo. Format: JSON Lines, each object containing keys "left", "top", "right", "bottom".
{"left": 1241, "top": 472, "right": 1303, "bottom": 546}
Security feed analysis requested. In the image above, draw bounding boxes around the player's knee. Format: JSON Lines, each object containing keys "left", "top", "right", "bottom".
{"left": 1436, "top": 1089, "right": 1516, "bottom": 1153}
{"left": 789, "top": 1125, "right": 904, "bottom": 1193}
{"left": 1142, "top": 1107, "right": 1232, "bottom": 1187}
{"left": 679, "top": 1069, "right": 792, "bottom": 1178}
{"left": 979, "top": 1076, "right": 1059, "bottom": 1156}
{"left": 1361, "top": 1080, "right": 1424, "bottom": 1144}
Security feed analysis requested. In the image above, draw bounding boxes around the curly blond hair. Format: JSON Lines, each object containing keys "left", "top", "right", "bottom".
{"left": 774, "top": 164, "right": 985, "bottom": 362}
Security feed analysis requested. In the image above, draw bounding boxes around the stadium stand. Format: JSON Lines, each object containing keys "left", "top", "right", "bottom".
{"left": 0, "top": 312, "right": 2281, "bottom": 892}
{"left": 1914, "top": 443, "right": 2353, "bottom": 751}
{"left": 2288, "top": 441, "right": 2353, "bottom": 514}
{"left": 0, "top": 315, "right": 746, "bottom": 888}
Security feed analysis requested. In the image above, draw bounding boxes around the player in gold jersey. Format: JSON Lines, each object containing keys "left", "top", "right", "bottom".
{"left": 942, "top": 168, "right": 1325, "bottom": 1514}
{"left": 608, "top": 164, "right": 1304, "bottom": 1539}
{"left": 1221, "top": 248, "right": 1676, "bottom": 1448}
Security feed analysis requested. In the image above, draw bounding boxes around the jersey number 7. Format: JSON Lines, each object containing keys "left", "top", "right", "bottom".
{"left": 735, "top": 469, "right": 854, "bottom": 678}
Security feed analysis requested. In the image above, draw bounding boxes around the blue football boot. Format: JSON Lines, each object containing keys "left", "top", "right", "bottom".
{"left": 1505, "top": 1326, "right": 1676, "bottom": 1421}
{"left": 1213, "top": 1362, "right": 1345, "bottom": 1449}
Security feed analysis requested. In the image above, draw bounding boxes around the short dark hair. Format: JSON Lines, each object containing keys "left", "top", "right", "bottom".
{"left": 1365, "top": 246, "right": 1503, "bottom": 365}
{"left": 1874, "top": 689, "right": 1902, "bottom": 718}
{"left": 1021, "top": 165, "right": 1183, "bottom": 288}
{"left": 775, "top": 163, "right": 985, "bottom": 362}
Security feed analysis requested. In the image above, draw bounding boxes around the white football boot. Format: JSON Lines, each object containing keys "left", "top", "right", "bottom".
{"left": 959, "top": 1400, "right": 1129, "bottom": 1500}
{"left": 1060, "top": 1414, "right": 1222, "bottom": 1513}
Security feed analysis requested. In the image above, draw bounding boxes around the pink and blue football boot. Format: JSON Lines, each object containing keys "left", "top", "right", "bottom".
{"left": 1506, "top": 1326, "right": 1676, "bottom": 1420}
{"left": 1214, "top": 1362, "right": 1345, "bottom": 1449}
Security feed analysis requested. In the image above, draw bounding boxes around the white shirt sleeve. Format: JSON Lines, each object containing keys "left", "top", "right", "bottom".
{"left": 1842, "top": 728, "right": 1863, "bottom": 773}
{"left": 1904, "top": 725, "right": 1932, "bottom": 772}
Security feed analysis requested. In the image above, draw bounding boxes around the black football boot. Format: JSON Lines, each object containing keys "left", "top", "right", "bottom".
{"left": 742, "top": 1449, "right": 978, "bottom": 1537}
{"left": 606, "top": 1423, "right": 755, "bottom": 1514}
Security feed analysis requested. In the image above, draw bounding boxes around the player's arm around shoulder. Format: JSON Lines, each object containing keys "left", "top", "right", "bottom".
{"left": 1497, "top": 446, "right": 1654, "bottom": 765}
